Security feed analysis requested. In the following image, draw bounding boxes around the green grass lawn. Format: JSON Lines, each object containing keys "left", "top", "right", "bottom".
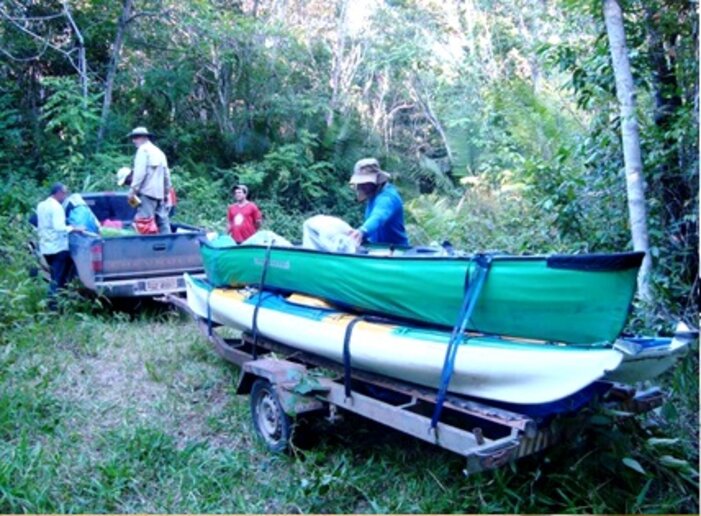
{"left": 0, "top": 300, "right": 698, "bottom": 513}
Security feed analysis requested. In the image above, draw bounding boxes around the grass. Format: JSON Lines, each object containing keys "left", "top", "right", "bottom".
{"left": 0, "top": 296, "right": 697, "bottom": 514}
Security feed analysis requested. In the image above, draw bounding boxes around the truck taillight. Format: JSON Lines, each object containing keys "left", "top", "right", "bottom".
{"left": 90, "top": 243, "right": 103, "bottom": 273}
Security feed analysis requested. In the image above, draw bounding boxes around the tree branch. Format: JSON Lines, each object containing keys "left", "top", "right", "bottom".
{"left": 125, "top": 10, "right": 173, "bottom": 25}
{"left": 0, "top": 41, "right": 50, "bottom": 62}
{"left": 0, "top": 7, "right": 73, "bottom": 57}
{"left": 1, "top": 13, "right": 65, "bottom": 22}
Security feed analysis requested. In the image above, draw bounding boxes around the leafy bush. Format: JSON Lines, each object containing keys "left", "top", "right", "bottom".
{"left": 172, "top": 168, "right": 229, "bottom": 230}
{"left": 0, "top": 213, "right": 49, "bottom": 342}
{"left": 231, "top": 130, "right": 356, "bottom": 216}
{"left": 171, "top": 130, "right": 363, "bottom": 238}
{"left": 406, "top": 186, "right": 573, "bottom": 254}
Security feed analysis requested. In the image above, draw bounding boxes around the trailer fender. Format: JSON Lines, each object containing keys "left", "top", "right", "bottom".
{"left": 236, "top": 358, "right": 327, "bottom": 416}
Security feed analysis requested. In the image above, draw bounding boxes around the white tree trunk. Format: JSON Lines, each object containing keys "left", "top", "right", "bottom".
{"left": 603, "top": 0, "right": 653, "bottom": 302}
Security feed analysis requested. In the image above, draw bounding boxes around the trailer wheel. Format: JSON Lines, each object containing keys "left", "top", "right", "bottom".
{"left": 250, "top": 379, "right": 292, "bottom": 453}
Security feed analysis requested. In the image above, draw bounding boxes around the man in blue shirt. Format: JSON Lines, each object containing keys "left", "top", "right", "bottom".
{"left": 348, "top": 158, "right": 409, "bottom": 247}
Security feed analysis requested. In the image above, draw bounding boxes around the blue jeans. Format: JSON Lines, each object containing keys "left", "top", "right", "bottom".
{"left": 44, "top": 250, "right": 72, "bottom": 308}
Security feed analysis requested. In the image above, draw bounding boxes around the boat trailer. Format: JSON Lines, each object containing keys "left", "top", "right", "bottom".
{"left": 166, "top": 294, "right": 666, "bottom": 475}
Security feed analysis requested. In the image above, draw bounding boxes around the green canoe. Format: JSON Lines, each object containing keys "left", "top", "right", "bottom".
{"left": 199, "top": 238, "right": 643, "bottom": 345}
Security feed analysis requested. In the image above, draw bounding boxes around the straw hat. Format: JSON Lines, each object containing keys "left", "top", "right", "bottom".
{"left": 349, "top": 158, "right": 391, "bottom": 185}
{"left": 126, "top": 126, "right": 154, "bottom": 139}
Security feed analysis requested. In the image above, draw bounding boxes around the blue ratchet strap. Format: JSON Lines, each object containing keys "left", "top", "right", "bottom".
{"left": 342, "top": 314, "right": 402, "bottom": 399}
{"left": 206, "top": 287, "right": 214, "bottom": 337}
{"left": 342, "top": 316, "right": 365, "bottom": 398}
{"left": 430, "top": 253, "right": 493, "bottom": 430}
{"left": 251, "top": 240, "right": 275, "bottom": 359}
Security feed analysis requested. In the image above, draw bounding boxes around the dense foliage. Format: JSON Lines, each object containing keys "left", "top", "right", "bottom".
{"left": 0, "top": 1, "right": 697, "bottom": 512}
{"left": 1, "top": 0, "right": 696, "bottom": 325}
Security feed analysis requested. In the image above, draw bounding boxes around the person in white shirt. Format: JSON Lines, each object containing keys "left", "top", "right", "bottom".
{"left": 36, "top": 183, "right": 82, "bottom": 309}
{"left": 126, "top": 127, "right": 172, "bottom": 234}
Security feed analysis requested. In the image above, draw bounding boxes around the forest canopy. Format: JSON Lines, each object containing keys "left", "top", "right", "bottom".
{"left": 0, "top": 0, "right": 697, "bottom": 326}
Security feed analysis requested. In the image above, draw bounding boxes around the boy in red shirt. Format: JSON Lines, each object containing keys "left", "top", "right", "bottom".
{"left": 227, "top": 184, "right": 262, "bottom": 243}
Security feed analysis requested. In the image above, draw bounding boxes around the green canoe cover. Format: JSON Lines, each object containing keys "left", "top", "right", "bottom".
{"left": 200, "top": 236, "right": 642, "bottom": 345}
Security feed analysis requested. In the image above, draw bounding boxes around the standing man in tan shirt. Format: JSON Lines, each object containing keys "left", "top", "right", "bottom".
{"left": 127, "top": 126, "right": 172, "bottom": 234}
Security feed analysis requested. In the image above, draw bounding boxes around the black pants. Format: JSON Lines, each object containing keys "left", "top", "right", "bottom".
{"left": 44, "top": 250, "right": 72, "bottom": 308}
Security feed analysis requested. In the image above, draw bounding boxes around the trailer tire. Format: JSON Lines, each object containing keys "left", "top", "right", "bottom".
{"left": 250, "top": 379, "right": 292, "bottom": 453}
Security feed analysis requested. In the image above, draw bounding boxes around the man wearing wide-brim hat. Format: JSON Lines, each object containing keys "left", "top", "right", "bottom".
{"left": 348, "top": 157, "right": 409, "bottom": 247}
{"left": 126, "top": 126, "right": 172, "bottom": 234}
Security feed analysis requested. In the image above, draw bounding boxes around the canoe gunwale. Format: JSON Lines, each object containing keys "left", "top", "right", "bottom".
{"left": 199, "top": 239, "right": 645, "bottom": 272}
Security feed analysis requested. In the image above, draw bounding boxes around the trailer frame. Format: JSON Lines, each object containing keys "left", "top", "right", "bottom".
{"left": 166, "top": 294, "right": 665, "bottom": 475}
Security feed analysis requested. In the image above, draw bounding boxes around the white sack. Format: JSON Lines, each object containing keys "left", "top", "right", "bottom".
{"left": 302, "top": 215, "right": 357, "bottom": 253}
{"left": 242, "top": 230, "right": 292, "bottom": 247}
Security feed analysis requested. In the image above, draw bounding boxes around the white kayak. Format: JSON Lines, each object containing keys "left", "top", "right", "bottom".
{"left": 604, "top": 322, "right": 693, "bottom": 384}
{"left": 185, "top": 274, "right": 625, "bottom": 405}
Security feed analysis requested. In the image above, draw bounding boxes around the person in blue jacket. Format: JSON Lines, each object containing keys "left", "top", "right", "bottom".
{"left": 63, "top": 193, "right": 101, "bottom": 235}
{"left": 348, "top": 158, "right": 409, "bottom": 247}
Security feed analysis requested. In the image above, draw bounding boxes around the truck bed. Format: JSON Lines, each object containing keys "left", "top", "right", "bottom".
{"left": 71, "top": 225, "right": 205, "bottom": 297}
{"left": 48, "top": 192, "right": 207, "bottom": 298}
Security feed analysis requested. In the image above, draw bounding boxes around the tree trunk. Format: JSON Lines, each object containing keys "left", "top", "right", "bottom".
{"left": 97, "top": 0, "right": 134, "bottom": 148}
{"left": 61, "top": 1, "right": 88, "bottom": 106}
{"left": 327, "top": 0, "right": 350, "bottom": 127}
{"left": 410, "top": 77, "right": 453, "bottom": 163}
{"left": 643, "top": 5, "right": 692, "bottom": 231}
{"left": 602, "top": 0, "right": 653, "bottom": 302}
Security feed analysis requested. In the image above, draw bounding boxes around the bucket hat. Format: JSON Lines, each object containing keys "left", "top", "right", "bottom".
{"left": 349, "top": 158, "right": 391, "bottom": 185}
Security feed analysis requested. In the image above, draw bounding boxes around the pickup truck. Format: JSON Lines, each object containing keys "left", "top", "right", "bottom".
{"left": 32, "top": 192, "right": 207, "bottom": 298}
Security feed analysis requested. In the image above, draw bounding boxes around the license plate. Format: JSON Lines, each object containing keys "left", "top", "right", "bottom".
{"left": 144, "top": 277, "right": 179, "bottom": 292}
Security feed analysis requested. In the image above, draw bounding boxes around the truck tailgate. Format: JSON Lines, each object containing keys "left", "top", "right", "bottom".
{"left": 99, "top": 231, "right": 204, "bottom": 279}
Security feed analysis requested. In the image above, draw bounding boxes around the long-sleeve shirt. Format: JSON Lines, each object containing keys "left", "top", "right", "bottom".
{"left": 359, "top": 183, "right": 409, "bottom": 246}
{"left": 37, "top": 196, "right": 71, "bottom": 255}
{"left": 130, "top": 141, "right": 171, "bottom": 200}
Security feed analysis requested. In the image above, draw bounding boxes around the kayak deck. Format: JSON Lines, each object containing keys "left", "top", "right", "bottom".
{"left": 184, "top": 275, "right": 625, "bottom": 404}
